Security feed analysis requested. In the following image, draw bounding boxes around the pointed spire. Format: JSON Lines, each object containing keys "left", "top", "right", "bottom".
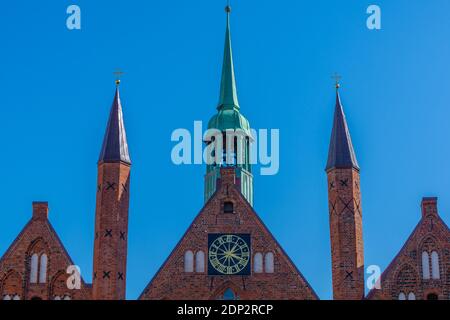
{"left": 218, "top": 5, "right": 239, "bottom": 110}
{"left": 325, "top": 85, "right": 359, "bottom": 172}
{"left": 98, "top": 82, "right": 131, "bottom": 165}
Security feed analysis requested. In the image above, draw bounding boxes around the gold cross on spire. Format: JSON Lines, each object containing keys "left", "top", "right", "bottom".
{"left": 331, "top": 72, "right": 342, "bottom": 89}
{"left": 225, "top": 0, "right": 231, "bottom": 12}
{"left": 113, "top": 70, "right": 124, "bottom": 86}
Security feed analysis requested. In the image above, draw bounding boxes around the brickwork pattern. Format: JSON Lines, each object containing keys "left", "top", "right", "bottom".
{"left": 0, "top": 202, "right": 91, "bottom": 300}
{"left": 327, "top": 168, "right": 365, "bottom": 300}
{"left": 92, "top": 162, "right": 130, "bottom": 300}
{"left": 367, "top": 198, "right": 450, "bottom": 300}
{"left": 140, "top": 168, "right": 318, "bottom": 300}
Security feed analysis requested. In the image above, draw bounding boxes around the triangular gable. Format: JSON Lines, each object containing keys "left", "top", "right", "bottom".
{"left": 367, "top": 200, "right": 450, "bottom": 300}
{"left": 140, "top": 168, "right": 318, "bottom": 300}
{"left": 0, "top": 206, "right": 91, "bottom": 300}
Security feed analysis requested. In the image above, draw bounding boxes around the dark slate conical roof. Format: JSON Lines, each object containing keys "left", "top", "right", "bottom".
{"left": 325, "top": 89, "right": 359, "bottom": 171}
{"left": 98, "top": 86, "right": 131, "bottom": 165}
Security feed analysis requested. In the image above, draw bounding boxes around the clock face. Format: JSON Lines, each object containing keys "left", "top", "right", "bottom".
{"left": 208, "top": 234, "right": 251, "bottom": 276}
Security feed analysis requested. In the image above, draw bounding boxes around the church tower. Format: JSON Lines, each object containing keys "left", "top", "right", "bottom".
{"left": 92, "top": 80, "right": 131, "bottom": 300}
{"left": 205, "top": 6, "right": 253, "bottom": 206}
{"left": 325, "top": 82, "right": 364, "bottom": 300}
{"left": 139, "top": 6, "right": 317, "bottom": 300}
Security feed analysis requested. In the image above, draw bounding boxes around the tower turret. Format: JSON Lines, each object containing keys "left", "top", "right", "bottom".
{"left": 326, "top": 82, "right": 364, "bottom": 300}
{"left": 92, "top": 81, "right": 131, "bottom": 300}
{"left": 205, "top": 6, "right": 253, "bottom": 206}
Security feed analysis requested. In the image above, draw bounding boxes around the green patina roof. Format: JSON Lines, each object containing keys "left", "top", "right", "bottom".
{"left": 208, "top": 6, "right": 251, "bottom": 135}
{"left": 207, "top": 108, "right": 251, "bottom": 134}
{"left": 218, "top": 8, "right": 239, "bottom": 111}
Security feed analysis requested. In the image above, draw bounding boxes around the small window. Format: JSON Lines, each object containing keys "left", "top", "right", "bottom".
{"left": 39, "top": 254, "right": 48, "bottom": 283}
{"left": 408, "top": 292, "right": 416, "bottom": 300}
{"left": 254, "top": 253, "right": 263, "bottom": 273}
{"left": 264, "top": 252, "right": 274, "bottom": 273}
{"left": 427, "top": 293, "right": 438, "bottom": 300}
{"left": 3, "top": 295, "right": 11, "bottom": 301}
{"left": 422, "top": 251, "right": 430, "bottom": 279}
{"left": 54, "top": 296, "right": 61, "bottom": 300}
{"left": 223, "top": 152, "right": 237, "bottom": 167}
{"left": 431, "top": 251, "right": 440, "bottom": 279}
{"left": 224, "top": 202, "right": 234, "bottom": 214}
{"left": 195, "top": 251, "right": 205, "bottom": 273}
{"left": 184, "top": 251, "right": 194, "bottom": 273}
{"left": 222, "top": 288, "right": 237, "bottom": 300}
{"left": 30, "top": 254, "right": 39, "bottom": 283}
{"left": 398, "top": 292, "right": 406, "bottom": 300}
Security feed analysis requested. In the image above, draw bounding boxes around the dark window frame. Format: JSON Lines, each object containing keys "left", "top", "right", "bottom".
{"left": 223, "top": 201, "right": 234, "bottom": 214}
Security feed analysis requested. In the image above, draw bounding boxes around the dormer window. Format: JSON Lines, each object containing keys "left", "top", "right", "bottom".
{"left": 224, "top": 202, "right": 234, "bottom": 214}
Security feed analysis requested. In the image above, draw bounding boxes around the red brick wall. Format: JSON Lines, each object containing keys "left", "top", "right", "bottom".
{"left": 327, "top": 168, "right": 365, "bottom": 300}
{"left": 0, "top": 202, "right": 92, "bottom": 300}
{"left": 140, "top": 168, "right": 317, "bottom": 300}
{"left": 92, "top": 162, "right": 130, "bottom": 300}
{"left": 367, "top": 198, "right": 450, "bottom": 300}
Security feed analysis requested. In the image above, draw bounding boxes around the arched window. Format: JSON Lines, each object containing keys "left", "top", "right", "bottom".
{"left": 427, "top": 293, "right": 438, "bottom": 300}
{"left": 431, "top": 251, "right": 440, "bottom": 279}
{"left": 3, "top": 295, "right": 11, "bottom": 301}
{"left": 30, "top": 253, "right": 39, "bottom": 283}
{"left": 222, "top": 288, "right": 236, "bottom": 300}
{"left": 224, "top": 202, "right": 234, "bottom": 214}
{"left": 63, "top": 295, "right": 71, "bottom": 300}
{"left": 195, "top": 251, "right": 205, "bottom": 273}
{"left": 184, "top": 251, "right": 194, "bottom": 273}
{"left": 422, "top": 251, "right": 430, "bottom": 279}
{"left": 54, "top": 296, "right": 61, "bottom": 300}
{"left": 254, "top": 253, "right": 263, "bottom": 273}
{"left": 264, "top": 252, "right": 274, "bottom": 273}
{"left": 398, "top": 292, "right": 406, "bottom": 300}
{"left": 408, "top": 292, "right": 416, "bottom": 300}
{"left": 12, "top": 295, "right": 20, "bottom": 300}
{"left": 39, "top": 254, "right": 48, "bottom": 283}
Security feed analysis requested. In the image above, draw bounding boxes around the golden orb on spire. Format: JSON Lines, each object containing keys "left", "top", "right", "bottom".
{"left": 331, "top": 73, "right": 342, "bottom": 90}
{"left": 113, "top": 70, "right": 124, "bottom": 87}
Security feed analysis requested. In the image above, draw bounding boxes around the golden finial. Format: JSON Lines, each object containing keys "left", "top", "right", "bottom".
{"left": 331, "top": 72, "right": 341, "bottom": 89}
{"left": 113, "top": 70, "right": 124, "bottom": 87}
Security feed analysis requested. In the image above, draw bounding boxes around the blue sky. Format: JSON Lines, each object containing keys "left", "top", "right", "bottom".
{"left": 0, "top": 0, "right": 450, "bottom": 299}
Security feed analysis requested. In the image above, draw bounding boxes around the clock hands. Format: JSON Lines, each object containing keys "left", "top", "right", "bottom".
{"left": 209, "top": 234, "right": 250, "bottom": 275}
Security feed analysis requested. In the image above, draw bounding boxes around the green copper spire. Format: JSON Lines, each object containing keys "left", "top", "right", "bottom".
{"left": 205, "top": 5, "right": 253, "bottom": 206}
{"left": 218, "top": 6, "right": 239, "bottom": 110}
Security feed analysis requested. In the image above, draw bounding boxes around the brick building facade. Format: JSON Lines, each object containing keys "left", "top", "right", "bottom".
{"left": 139, "top": 168, "right": 317, "bottom": 300}
{"left": 0, "top": 202, "right": 92, "bottom": 300}
{"left": 367, "top": 197, "right": 450, "bottom": 300}
{"left": 0, "top": 7, "right": 449, "bottom": 300}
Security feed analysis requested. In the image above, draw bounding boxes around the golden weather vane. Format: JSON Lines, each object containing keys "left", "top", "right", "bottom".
{"left": 331, "top": 72, "right": 342, "bottom": 89}
{"left": 113, "top": 70, "right": 124, "bottom": 86}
